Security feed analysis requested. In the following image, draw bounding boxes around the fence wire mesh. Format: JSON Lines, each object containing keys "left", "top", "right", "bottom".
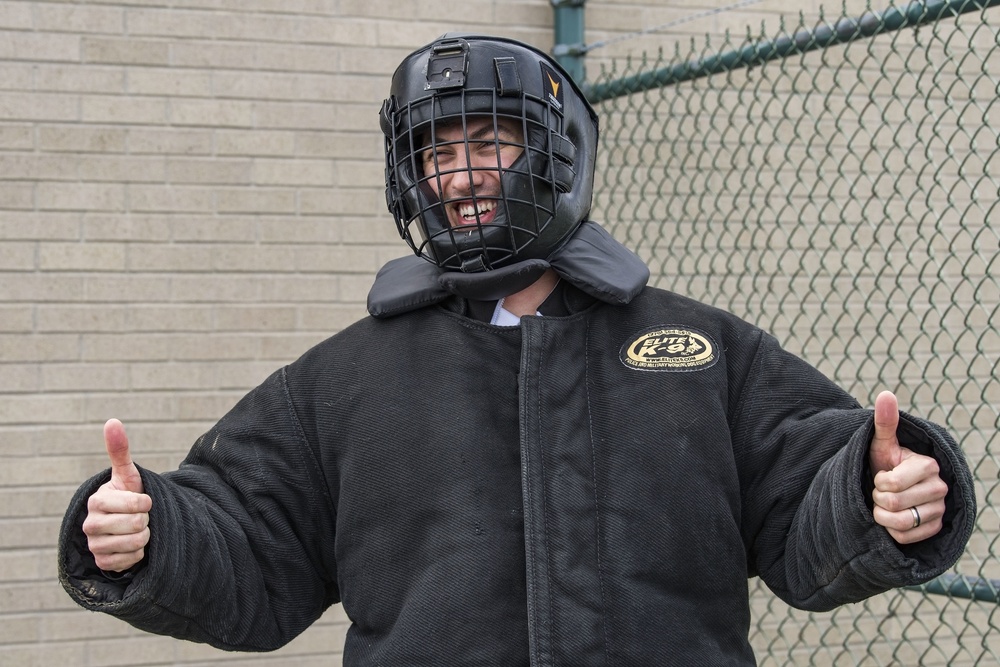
{"left": 587, "top": 1, "right": 1000, "bottom": 664}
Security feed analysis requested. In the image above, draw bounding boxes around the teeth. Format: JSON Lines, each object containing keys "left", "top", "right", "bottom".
{"left": 459, "top": 201, "right": 496, "bottom": 220}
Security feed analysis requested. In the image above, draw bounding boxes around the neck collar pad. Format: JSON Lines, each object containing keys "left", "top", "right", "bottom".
{"left": 367, "top": 221, "right": 649, "bottom": 319}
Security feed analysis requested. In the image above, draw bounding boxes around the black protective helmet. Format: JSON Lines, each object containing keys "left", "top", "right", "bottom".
{"left": 380, "top": 34, "right": 599, "bottom": 272}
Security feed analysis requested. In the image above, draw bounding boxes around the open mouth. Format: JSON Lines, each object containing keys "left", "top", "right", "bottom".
{"left": 454, "top": 200, "right": 496, "bottom": 226}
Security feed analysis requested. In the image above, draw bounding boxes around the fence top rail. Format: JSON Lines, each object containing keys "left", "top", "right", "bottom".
{"left": 585, "top": 0, "right": 1000, "bottom": 104}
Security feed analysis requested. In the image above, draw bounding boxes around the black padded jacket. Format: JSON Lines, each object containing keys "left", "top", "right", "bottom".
{"left": 58, "top": 286, "right": 976, "bottom": 666}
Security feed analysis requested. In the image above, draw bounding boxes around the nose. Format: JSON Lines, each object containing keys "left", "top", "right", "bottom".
{"left": 445, "top": 150, "right": 486, "bottom": 198}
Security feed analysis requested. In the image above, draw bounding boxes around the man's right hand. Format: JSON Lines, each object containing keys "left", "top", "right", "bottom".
{"left": 82, "top": 419, "right": 152, "bottom": 573}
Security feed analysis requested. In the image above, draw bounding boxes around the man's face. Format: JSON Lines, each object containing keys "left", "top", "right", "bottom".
{"left": 420, "top": 116, "right": 525, "bottom": 229}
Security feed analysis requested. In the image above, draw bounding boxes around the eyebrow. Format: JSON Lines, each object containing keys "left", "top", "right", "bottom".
{"left": 427, "top": 121, "right": 521, "bottom": 146}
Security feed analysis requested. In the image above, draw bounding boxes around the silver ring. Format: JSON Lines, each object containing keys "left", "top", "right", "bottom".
{"left": 910, "top": 506, "right": 921, "bottom": 529}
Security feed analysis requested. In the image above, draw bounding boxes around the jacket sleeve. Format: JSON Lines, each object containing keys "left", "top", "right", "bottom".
{"left": 57, "top": 367, "right": 340, "bottom": 652}
{"left": 732, "top": 332, "right": 977, "bottom": 612}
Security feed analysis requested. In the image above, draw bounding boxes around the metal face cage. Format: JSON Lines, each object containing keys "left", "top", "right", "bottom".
{"left": 383, "top": 87, "right": 565, "bottom": 272}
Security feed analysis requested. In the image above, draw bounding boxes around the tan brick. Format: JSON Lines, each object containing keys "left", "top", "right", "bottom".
{"left": 212, "top": 71, "right": 307, "bottom": 101}
{"left": 338, "top": 273, "right": 379, "bottom": 303}
{"left": 127, "top": 67, "right": 213, "bottom": 96}
{"left": 0, "top": 181, "right": 34, "bottom": 209}
{"left": 294, "top": 131, "right": 381, "bottom": 159}
{"left": 0, "top": 241, "right": 34, "bottom": 270}
{"left": 185, "top": 360, "right": 271, "bottom": 390}
{"left": 170, "top": 276, "right": 262, "bottom": 303}
{"left": 38, "top": 609, "right": 135, "bottom": 642}
{"left": 77, "top": 155, "right": 168, "bottom": 183}
{"left": 38, "top": 125, "right": 128, "bottom": 153}
{"left": 0, "top": 212, "right": 80, "bottom": 240}
{"left": 494, "top": 1, "right": 553, "bottom": 27}
{"left": 254, "top": 158, "right": 335, "bottom": 186}
{"left": 260, "top": 275, "right": 339, "bottom": 303}
{"left": 258, "top": 333, "right": 329, "bottom": 360}
{"left": 0, "top": 394, "right": 85, "bottom": 426}
{"left": 254, "top": 101, "right": 338, "bottom": 130}
{"left": 167, "top": 157, "right": 252, "bottom": 185}
{"left": 0, "top": 124, "right": 34, "bottom": 150}
{"left": 299, "top": 304, "right": 368, "bottom": 331}
{"left": 129, "top": 361, "right": 210, "bottom": 390}
{"left": 251, "top": 43, "right": 342, "bottom": 74}
{"left": 0, "top": 62, "right": 34, "bottom": 90}
{"left": 127, "top": 305, "right": 214, "bottom": 332}
{"left": 0, "top": 516, "right": 61, "bottom": 549}
{"left": 82, "top": 391, "right": 178, "bottom": 421}
{"left": 84, "top": 276, "right": 172, "bottom": 303}
{"left": 215, "top": 187, "right": 297, "bottom": 214}
{"left": 82, "top": 36, "right": 171, "bottom": 65}
{"left": 216, "top": 129, "right": 296, "bottom": 157}
{"left": 83, "top": 634, "right": 180, "bottom": 667}
{"left": 35, "top": 305, "right": 129, "bottom": 333}
{"left": 41, "top": 362, "right": 130, "bottom": 392}
{"left": 0, "top": 1, "right": 34, "bottom": 30}
{"left": 340, "top": 45, "right": 414, "bottom": 76}
{"left": 0, "top": 641, "right": 81, "bottom": 666}
{"left": 214, "top": 305, "right": 297, "bottom": 331}
{"left": 38, "top": 63, "right": 127, "bottom": 93}
{"left": 169, "top": 217, "right": 256, "bottom": 242}
{"left": 36, "top": 4, "right": 126, "bottom": 33}
{"left": 0, "top": 275, "right": 84, "bottom": 302}
{"left": 131, "top": 243, "right": 216, "bottom": 272}
{"left": 0, "top": 305, "right": 33, "bottom": 332}
{"left": 0, "top": 364, "right": 41, "bottom": 391}
{"left": 83, "top": 215, "right": 166, "bottom": 242}
{"left": 126, "top": 8, "right": 221, "bottom": 39}
{"left": 35, "top": 183, "right": 126, "bottom": 212}
{"left": 296, "top": 244, "right": 380, "bottom": 273}
{"left": 0, "top": 552, "right": 44, "bottom": 582}
{"left": 334, "top": 159, "right": 381, "bottom": 188}
{"left": 0, "top": 92, "right": 79, "bottom": 123}
{"left": 171, "top": 41, "right": 259, "bottom": 70}
{"left": 169, "top": 98, "right": 255, "bottom": 127}
{"left": 126, "top": 127, "right": 213, "bottom": 155}
{"left": 81, "top": 95, "right": 169, "bottom": 125}
{"left": 128, "top": 185, "right": 215, "bottom": 213}
{"left": 175, "top": 391, "right": 248, "bottom": 420}
{"left": 0, "top": 154, "right": 77, "bottom": 181}
{"left": 340, "top": 216, "right": 400, "bottom": 245}
{"left": 0, "top": 32, "right": 80, "bottom": 63}
{"left": 300, "top": 187, "right": 382, "bottom": 216}
{"left": 39, "top": 242, "right": 127, "bottom": 270}
{"left": 259, "top": 218, "right": 340, "bottom": 244}
{"left": 209, "top": 244, "right": 295, "bottom": 272}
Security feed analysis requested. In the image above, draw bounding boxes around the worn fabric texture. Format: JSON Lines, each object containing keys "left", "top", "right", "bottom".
{"left": 59, "top": 286, "right": 976, "bottom": 666}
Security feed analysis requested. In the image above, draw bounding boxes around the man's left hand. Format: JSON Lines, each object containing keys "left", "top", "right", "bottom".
{"left": 869, "top": 390, "right": 949, "bottom": 544}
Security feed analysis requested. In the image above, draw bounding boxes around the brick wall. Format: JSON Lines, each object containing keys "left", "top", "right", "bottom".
{"left": 1, "top": 2, "right": 857, "bottom": 665}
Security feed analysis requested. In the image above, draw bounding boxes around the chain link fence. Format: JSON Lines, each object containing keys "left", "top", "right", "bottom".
{"left": 587, "top": 1, "right": 1000, "bottom": 664}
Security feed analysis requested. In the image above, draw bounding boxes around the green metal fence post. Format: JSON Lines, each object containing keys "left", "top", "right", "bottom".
{"left": 552, "top": 0, "right": 587, "bottom": 84}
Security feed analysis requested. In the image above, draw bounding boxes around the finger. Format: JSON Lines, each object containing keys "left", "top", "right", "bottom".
{"left": 869, "top": 390, "right": 902, "bottom": 474}
{"left": 872, "top": 450, "right": 943, "bottom": 494}
{"left": 89, "top": 534, "right": 149, "bottom": 573}
{"left": 104, "top": 419, "right": 143, "bottom": 494}
{"left": 87, "top": 486, "right": 153, "bottom": 517}
{"left": 872, "top": 479, "right": 948, "bottom": 517}
{"left": 83, "top": 505, "right": 150, "bottom": 537}
{"left": 873, "top": 501, "right": 944, "bottom": 544}
{"left": 93, "top": 551, "right": 146, "bottom": 573}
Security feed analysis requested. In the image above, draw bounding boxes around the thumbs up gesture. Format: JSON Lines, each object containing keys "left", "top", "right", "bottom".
{"left": 82, "top": 419, "right": 152, "bottom": 572}
{"left": 869, "top": 391, "right": 949, "bottom": 544}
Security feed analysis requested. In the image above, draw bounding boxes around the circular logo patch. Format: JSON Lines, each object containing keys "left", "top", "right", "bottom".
{"left": 620, "top": 326, "right": 718, "bottom": 372}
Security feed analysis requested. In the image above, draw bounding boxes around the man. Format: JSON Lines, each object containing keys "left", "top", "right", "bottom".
{"left": 59, "top": 34, "right": 975, "bottom": 665}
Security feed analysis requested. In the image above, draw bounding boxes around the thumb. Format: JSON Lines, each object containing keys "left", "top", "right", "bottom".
{"left": 869, "top": 390, "right": 902, "bottom": 474}
{"left": 104, "top": 418, "right": 144, "bottom": 494}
